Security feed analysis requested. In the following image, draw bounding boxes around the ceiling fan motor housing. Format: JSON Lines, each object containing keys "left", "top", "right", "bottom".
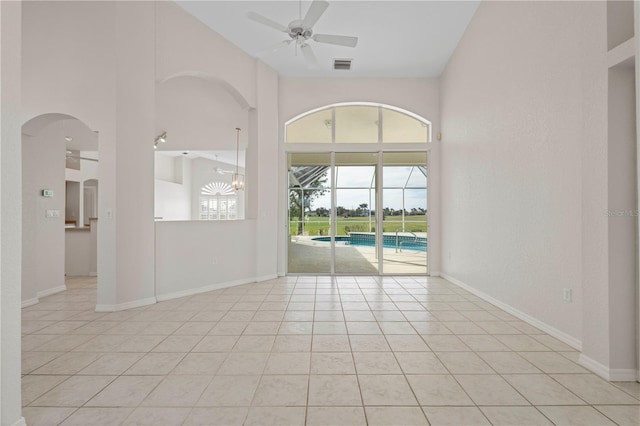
{"left": 288, "top": 20, "right": 312, "bottom": 41}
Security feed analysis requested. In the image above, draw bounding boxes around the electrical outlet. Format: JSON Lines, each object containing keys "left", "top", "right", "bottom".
{"left": 563, "top": 288, "right": 572, "bottom": 302}
{"left": 212, "top": 256, "right": 218, "bottom": 265}
{"left": 45, "top": 210, "right": 60, "bottom": 218}
{"left": 106, "top": 209, "right": 113, "bottom": 219}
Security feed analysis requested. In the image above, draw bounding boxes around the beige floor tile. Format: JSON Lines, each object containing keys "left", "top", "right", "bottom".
{"left": 379, "top": 321, "right": 417, "bottom": 334}
{"left": 244, "top": 407, "right": 306, "bottom": 426}
{"left": 552, "top": 374, "right": 640, "bottom": 405}
{"left": 436, "top": 351, "right": 495, "bottom": 374}
{"left": 455, "top": 374, "right": 529, "bottom": 405}
{"left": 365, "top": 407, "right": 429, "bottom": 425}
{"left": 503, "top": 374, "right": 585, "bottom": 405}
{"left": 253, "top": 375, "right": 309, "bottom": 406}
{"left": 480, "top": 406, "right": 553, "bottom": 425}
{"left": 22, "top": 335, "right": 58, "bottom": 352}
{"left": 538, "top": 405, "right": 616, "bottom": 425}
{"left": 594, "top": 405, "right": 640, "bottom": 426}
{"left": 308, "top": 375, "right": 363, "bottom": 406}
{"left": 313, "top": 322, "right": 348, "bottom": 335}
{"left": 209, "top": 321, "right": 248, "bottom": 335}
{"left": 495, "top": 335, "right": 551, "bottom": 351}
{"left": 221, "top": 311, "right": 255, "bottom": 321}
{"left": 386, "top": 335, "right": 430, "bottom": 352}
{"left": 78, "top": 353, "right": 145, "bottom": 375}
{"left": 243, "top": 321, "right": 280, "bottom": 335}
{"left": 312, "top": 334, "right": 352, "bottom": 351}
{"left": 346, "top": 321, "right": 382, "bottom": 334}
{"left": 184, "top": 407, "right": 248, "bottom": 425}
{"left": 458, "top": 334, "right": 510, "bottom": 351}
{"left": 359, "top": 375, "right": 417, "bottom": 406}
{"left": 172, "top": 322, "right": 215, "bottom": 336}
{"left": 33, "top": 334, "right": 95, "bottom": 352}
{"left": 197, "top": 375, "right": 260, "bottom": 406}
{"left": 115, "top": 335, "right": 165, "bottom": 352}
{"left": 475, "top": 321, "right": 522, "bottom": 334}
{"left": 123, "top": 407, "right": 190, "bottom": 425}
{"left": 422, "top": 335, "right": 470, "bottom": 351}
{"left": 59, "top": 407, "right": 133, "bottom": 425}
{"left": 406, "top": 375, "right": 474, "bottom": 406}
{"left": 279, "top": 321, "right": 314, "bottom": 334}
{"left": 22, "top": 407, "right": 76, "bottom": 426}
{"left": 151, "top": 335, "right": 203, "bottom": 353}
{"left": 373, "top": 310, "right": 407, "bottom": 321}
{"left": 124, "top": 353, "right": 185, "bottom": 375}
{"left": 423, "top": 406, "right": 490, "bottom": 425}
{"left": 22, "top": 351, "right": 64, "bottom": 374}
{"left": 353, "top": 352, "right": 402, "bottom": 374}
{"left": 31, "top": 351, "right": 101, "bottom": 375}
{"left": 306, "top": 407, "right": 366, "bottom": 425}
{"left": 310, "top": 352, "right": 356, "bottom": 374}
{"left": 31, "top": 375, "right": 116, "bottom": 407}
{"left": 441, "top": 321, "right": 487, "bottom": 335}
{"left": 252, "top": 311, "right": 285, "bottom": 321}
{"left": 22, "top": 375, "right": 69, "bottom": 406}
{"left": 217, "top": 352, "right": 268, "bottom": 375}
{"left": 264, "top": 352, "right": 310, "bottom": 374}
{"left": 192, "top": 335, "right": 238, "bottom": 352}
{"left": 478, "top": 351, "right": 541, "bottom": 374}
{"left": 170, "top": 352, "right": 226, "bottom": 375}
{"left": 344, "top": 310, "right": 376, "bottom": 321}
{"left": 233, "top": 335, "right": 276, "bottom": 352}
{"left": 613, "top": 381, "right": 640, "bottom": 399}
{"left": 283, "top": 311, "right": 314, "bottom": 321}
{"left": 138, "top": 321, "right": 184, "bottom": 334}
{"left": 142, "top": 375, "right": 211, "bottom": 407}
{"left": 518, "top": 351, "right": 588, "bottom": 374}
{"left": 272, "top": 335, "right": 312, "bottom": 352}
{"left": 87, "top": 376, "right": 163, "bottom": 407}
{"left": 349, "top": 335, "right": 391, "bottom": 352}
{"left": 395, "top": 352, "right": 448, "bottom": 374}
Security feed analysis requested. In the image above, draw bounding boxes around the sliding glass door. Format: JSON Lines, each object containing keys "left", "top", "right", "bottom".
{"left": 287, "top": 151, "right": 428, "bottom": 275}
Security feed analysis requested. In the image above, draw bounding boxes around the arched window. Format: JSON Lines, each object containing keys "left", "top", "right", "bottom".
{"left": 200, "top": 182, "right": 237, "bottom": 220}
{"left": 285, "top": 103, "right": 431, "bottom": 144}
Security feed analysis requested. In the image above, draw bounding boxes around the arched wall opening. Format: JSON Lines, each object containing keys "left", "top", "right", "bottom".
{"left": 21, "top": 113, "right": 99, "bottom": 306}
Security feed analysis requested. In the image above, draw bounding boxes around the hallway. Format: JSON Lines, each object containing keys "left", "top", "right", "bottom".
{"left": 22, "top": 276, "right": 640, "bottom": 425}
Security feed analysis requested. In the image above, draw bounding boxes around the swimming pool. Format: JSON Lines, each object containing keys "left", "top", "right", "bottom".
{"left": 312, "top": 232, "right": 427, "bottom": 252}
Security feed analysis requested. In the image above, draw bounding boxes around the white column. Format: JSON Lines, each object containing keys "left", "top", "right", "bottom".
{"left": 0, "top": 0, "right": 26, "bottom": 423}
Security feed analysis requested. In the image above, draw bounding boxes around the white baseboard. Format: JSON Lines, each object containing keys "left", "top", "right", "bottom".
{"left": 440, "top": 273, "right": 582, "bottom": 351}
{"left": 21, "top": 297, "right": 39, "bottom": 308}
{"left": 89, "top": 272, "right": 97, "bottom": 277}
{"left": 429, "top": 271, "right": 441, "bottom": 277}
{"left": 37, "top": 285, "right": 67, "bottom": 299}
{"left": 578, "top": 354, "right": 638, "bottom": 381}
{"left": 254, "top": 274, "right": 278, "bottom": 283}
{"left": 95, "top": 296, "right": 157, "bottom": 312}
{"left": 156, "top": 277, "right": 259, "bottom": 302}
{"left": 10, "top": 417, "right": 26, "bottom": 426}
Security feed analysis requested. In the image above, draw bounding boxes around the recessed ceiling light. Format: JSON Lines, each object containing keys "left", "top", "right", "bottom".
{"left": 64, "top": 136, "right": 73, "bottom": 142}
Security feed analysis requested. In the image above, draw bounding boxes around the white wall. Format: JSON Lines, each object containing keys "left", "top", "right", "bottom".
{"left": 22, "top": 127, "right": 66, "bottom": 303}
{"left": 155, "top": 156, "right": 192, "bottom": 221}
{"left": 440, "top": 1, "right": 605, "bottom": 351}
{"left": 1, "top": 0, "right": 24, "bottom": 424}
{"left": 155, "top": 220, "right": 257, "bottom": 299}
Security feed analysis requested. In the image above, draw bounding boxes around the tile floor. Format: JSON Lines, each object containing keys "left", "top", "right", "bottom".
{"left": 21, "top": 276, "right": 640, "bottom": 425}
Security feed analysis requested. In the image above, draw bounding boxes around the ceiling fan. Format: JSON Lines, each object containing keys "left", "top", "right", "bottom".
{"left": 214, "top": 167, "right": 234, "bottom": 175}
{"left": 247, "top": 0, "right": 358, "bottom": 67}
{"left": 66, "top": 151, "right": 98, "bottom": 162}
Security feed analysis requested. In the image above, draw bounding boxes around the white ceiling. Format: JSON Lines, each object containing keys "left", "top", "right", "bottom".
{"left": 177, "top": 1, "right": 480, "bottom": 78}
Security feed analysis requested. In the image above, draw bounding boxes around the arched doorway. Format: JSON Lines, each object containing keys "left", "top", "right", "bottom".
{"left": 21, "top": 113, "right": 99, "bottom": 305}
{"left": 284, "top": 103, "right": 431, "bottom": 275}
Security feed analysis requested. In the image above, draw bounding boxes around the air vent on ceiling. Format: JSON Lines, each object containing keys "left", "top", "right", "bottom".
{"left": 334, "top": 59, "right": 352, "bottom": 70}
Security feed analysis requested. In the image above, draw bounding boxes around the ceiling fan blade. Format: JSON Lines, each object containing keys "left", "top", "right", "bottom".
{"left": 302, "top": 0, "right": 329, "bottom": 29}
{"left": 301, "top": 44, "right": 319, "bottom": 68}
{"left": 247, "top": 11, "right": 288, "bottom": 33}
{"left": 258, "top": 39, "right": 293, "bottom": 57}
{"left": 312, "top": 34, "right": 358, "bottom": 48}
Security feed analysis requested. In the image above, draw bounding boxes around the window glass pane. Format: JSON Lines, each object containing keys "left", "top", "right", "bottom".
{"left": 382, "top": 108, "right": 429, "bottom": 143}
{"left": 335, "top": 106, "right": 378, "bottom": 143}
{"left": 286, "top": 109, "right": 332, "bottom": 143}
{"left": 383, "top": 166, "right": 411, "bottom": 187}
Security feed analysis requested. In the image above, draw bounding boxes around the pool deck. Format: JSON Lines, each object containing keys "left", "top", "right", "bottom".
{"left": 288, "top": 234, "right": 428, "bottom": 274}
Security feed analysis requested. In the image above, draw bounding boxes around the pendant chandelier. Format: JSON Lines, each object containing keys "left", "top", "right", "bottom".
{"left": 231, "top": 127, "right": 245, "bottom": 190}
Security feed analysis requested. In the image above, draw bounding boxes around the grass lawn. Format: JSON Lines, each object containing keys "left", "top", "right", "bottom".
{"left": 289, "top": 215, "right": 428, "bottom": 236}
